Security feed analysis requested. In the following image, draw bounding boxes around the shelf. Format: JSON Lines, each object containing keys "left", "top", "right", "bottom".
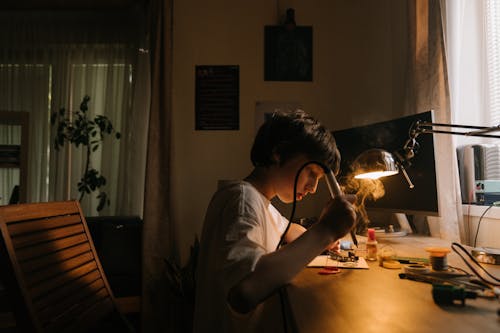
{"left": 0, "top": 145, "right": 21, "bottom": 168}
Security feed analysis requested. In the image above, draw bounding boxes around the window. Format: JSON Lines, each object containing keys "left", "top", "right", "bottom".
{"left": 0, "top": 11, "right": 149, "bottom": 216}
{"left": 446, "top": 0, "right": 500, "bottom": 248}
{"left": 447, "top": 0, "right": 500, "bottom": 200}
{"left": 485, "top": 0, "right": 500, "bottom": 125}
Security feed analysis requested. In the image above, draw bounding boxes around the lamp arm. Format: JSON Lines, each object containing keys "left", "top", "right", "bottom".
{"left": 414, "top": 121, "right": 500, "bottom": 138}
{"left": 395, "top": 118, "right": 500, "bottom": 188}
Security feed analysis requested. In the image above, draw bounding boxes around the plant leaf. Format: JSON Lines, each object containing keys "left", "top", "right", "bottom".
{"left": 51, "top": 95, "right": 120, "bottom": 212}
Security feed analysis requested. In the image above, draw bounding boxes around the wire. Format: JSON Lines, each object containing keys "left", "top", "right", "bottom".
{"left": 276, "top": 160, "right": 310, "bottom": 333}
{"left": 276, "top": 160, "right": 327, "bottom": 251}
{"left": 451, "top": 242, "right": 500, "bottom": 286}
{"left": 473, "top": 204, "right": 493, "bottom": 247}
{"left": 276, "top": 160, "right": 330, "bottom": 333}
{"left": 466, "top": 204, "right": 471, "bottom": 245}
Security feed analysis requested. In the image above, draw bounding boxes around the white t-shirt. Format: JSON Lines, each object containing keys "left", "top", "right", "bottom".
{"left": 193, "top": 180, "right": 289, "bottom": 332}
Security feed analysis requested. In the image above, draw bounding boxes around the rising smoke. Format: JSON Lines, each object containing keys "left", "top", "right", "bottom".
{"left": 342, "top": 173, "right": 386, "bottom": 234}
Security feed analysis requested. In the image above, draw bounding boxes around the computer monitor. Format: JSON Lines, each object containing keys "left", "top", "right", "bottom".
{"left": 332, "top": 111, "right": 439, "bottom": 218}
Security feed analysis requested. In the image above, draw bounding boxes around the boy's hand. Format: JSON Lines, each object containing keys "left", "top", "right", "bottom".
{"left": 318, "top": 195, "right": 357, "bottom": 241}
{"left": 326, "top": 239, "right": 340, "bottom": 253}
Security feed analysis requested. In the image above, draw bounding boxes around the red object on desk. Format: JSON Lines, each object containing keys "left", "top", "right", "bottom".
{"left": 318, "top": 266, "right": 340, "bottom": 275}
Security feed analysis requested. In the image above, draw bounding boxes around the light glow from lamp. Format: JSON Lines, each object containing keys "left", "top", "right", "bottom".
{"left": 355, "top": 170, "right": 399, "bottom": 180}
{"left": 352, "top": 149, "right": 399, "bottom": 180}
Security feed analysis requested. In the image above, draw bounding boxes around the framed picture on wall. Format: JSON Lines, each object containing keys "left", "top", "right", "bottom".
{"left": 255, "top": 101, "right": 302, "bottom": 133}
{"left": 264, "top": 25, "right": 313, "bottom": 81}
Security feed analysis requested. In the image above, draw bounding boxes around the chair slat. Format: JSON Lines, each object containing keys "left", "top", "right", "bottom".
{"left": 20, "top": 243, "right": 91, "bottom": 274}
{"left": 11, "top": 224, "right": 85, "bottom": 249}
{"left": 0, "top": 201, "right": 80, "bottom": 224}
{"left": 7, "top": 214, "right": 81, "bottom": 237}
{"left": 37, "top": 278, "right": 107, "bottom": 326}
{"left": 33, "top": 269, "right": 102, "bottom": 312}
{"left": 16, "top": 234, "right": 88, "bottom": 262}
{"left": 29, "top": 261, "right": 99, "bottom": 299}
{"left": 0, "top": 200, "right": 132, "bottom": 333}
{"left": 25, "top": 250, "right": 94, "bottom": 287}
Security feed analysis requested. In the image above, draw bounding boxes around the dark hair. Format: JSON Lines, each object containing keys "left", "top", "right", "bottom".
{"left": 250, "top": 109, "right": 340, "bottom": 173}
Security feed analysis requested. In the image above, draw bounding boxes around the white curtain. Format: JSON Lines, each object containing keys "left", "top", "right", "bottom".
{"left": 444, "top": 1, "right": 487, "bottom": 136}
{"left": 442, "top": 0, "right": 500, "bottom": 244}
{"left": 0, "top": 9, "right": 149, "bottom": 217}
{"left": 444, "top": 0, "right": 500, "bottom": 129}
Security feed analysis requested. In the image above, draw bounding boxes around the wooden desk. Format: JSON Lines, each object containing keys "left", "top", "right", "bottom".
{"left": 287, "top": 236, "right": 500, "bottom": 333}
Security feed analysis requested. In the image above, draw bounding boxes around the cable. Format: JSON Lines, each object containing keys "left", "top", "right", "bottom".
{"left": 276, "top": 160, "right": 331, "bottom": 333}
{"left": 276, "top": 160, "right": 325, "bottom": 251}
{"left": 276, "top": 160, "right": 313, "bottom": 333}
{"left": 451, "top": 242, "right": 500, "bottom": 286}
{"left": 473, "top": 204, "right": 493, "bottom": 247}
{"left": 466, "top": 203, "right": 471, "bottom": 245}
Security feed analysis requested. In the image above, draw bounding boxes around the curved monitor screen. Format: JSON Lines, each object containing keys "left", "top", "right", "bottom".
{"left": 332, "top": 111, "right": 439, "bottom": 216}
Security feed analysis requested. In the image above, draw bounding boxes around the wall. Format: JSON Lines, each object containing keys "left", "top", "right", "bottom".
{"left": 171, "top": 0, "right": 410, "bottom": 262}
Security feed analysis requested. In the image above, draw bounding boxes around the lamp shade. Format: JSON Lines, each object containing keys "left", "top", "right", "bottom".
{"left": 353, "top": 148, "right": 399, "bottom": 179}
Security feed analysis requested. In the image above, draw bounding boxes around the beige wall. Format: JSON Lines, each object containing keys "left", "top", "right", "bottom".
{"left": 171, "top": 0, "right": 409, "bottom": 262}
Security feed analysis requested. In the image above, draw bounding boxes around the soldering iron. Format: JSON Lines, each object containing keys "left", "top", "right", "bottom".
{"left": 324, "top": 168, "right": 358, "bottom": 247}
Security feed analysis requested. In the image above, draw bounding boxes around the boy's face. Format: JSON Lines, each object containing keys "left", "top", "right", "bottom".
{"left": 274, "top": 155, "right": 324, "bottom": 203}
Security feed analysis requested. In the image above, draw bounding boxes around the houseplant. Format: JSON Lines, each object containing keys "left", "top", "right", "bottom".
{"left": 163, "top": 236, "right": 199, "bottom": 332}
{"left": 51, "top": 95, "right": 120, "bottom": 211}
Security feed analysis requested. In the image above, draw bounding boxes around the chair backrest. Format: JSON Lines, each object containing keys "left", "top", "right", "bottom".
{"left": 0, "top": 200, "right": 133, "bottom": 333}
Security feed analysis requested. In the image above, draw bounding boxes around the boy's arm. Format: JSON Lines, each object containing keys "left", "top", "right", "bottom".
{"left": 285, "top": 221, "right": 340, "bottom": 251}
{"left": 227, "top": 196, "right": 356, "bottom": 314}
{"left": 283, "top": 222, "right": 306, "bottom": 243}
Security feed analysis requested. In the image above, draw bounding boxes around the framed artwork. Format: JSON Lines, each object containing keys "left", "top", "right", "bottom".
{"left": 264, "top": 25, "right": 313, "bottom": 81}
{"left": 195, "top": 65, "right": 239, "bottom": 130}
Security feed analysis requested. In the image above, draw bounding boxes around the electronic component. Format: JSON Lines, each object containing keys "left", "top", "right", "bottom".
{"left": 328, "top": 250, "right": 358, "bottom": 263}
{"left": 432, "top": 284, "right": 477, "bottom": 306}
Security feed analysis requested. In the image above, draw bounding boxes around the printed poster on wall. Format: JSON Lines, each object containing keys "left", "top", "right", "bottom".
{"left": 195, "top": 65, "right": 239, "bottom": 130}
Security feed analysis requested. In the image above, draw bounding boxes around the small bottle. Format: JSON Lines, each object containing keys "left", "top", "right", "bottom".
{"left": 366, "top": 228, "right": 378, "bottom": 261}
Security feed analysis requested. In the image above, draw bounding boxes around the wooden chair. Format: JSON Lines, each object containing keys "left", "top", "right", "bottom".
{"left": 0, "top": 201, "right": 135, "bottom": 333}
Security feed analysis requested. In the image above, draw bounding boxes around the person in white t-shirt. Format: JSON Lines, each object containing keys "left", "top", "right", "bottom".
{"left": 193, "top": 109, "right": 357, "bottom": 332}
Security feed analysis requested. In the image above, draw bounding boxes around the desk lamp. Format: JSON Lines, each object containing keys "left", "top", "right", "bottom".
{"left": 352, "top": 148, "right": 399, "bottom": 180}
{"left": 348, "top": 148, "right": 407, "bottom": 237}
{"left": 352, "top": 111, "right": 500, "bottom": 263}
{"left": 352, "top": 113, "right": 500, "bottom": 186}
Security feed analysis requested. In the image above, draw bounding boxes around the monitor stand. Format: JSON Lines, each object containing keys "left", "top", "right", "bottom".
{"left": 367, "top": 211, "right": 412, "bottom": 238}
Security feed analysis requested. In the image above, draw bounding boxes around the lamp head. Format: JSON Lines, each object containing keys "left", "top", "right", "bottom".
{"left": 353, "top": 149, "right": 399, "bottom": 180}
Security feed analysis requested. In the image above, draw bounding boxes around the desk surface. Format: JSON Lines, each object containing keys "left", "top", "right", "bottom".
{"left": 287, "top": 236, "right": 500, "bottom": 333}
